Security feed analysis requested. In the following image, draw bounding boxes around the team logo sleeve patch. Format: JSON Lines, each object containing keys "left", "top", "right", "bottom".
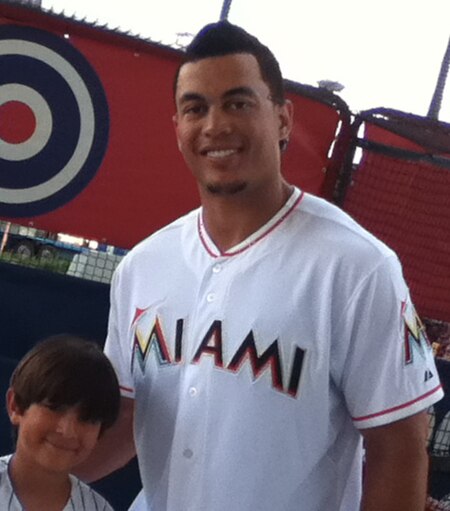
{"left": 352, "top": 296, "right": 443, "bottom": 428}
{"left": 335, "top": 254, "right": 443, "bottom": 429}
{"left": 402, "top": 299, "right": 432, "bottom": 366}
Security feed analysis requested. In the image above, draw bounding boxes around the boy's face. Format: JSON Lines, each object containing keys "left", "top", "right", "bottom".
{"left": 7, "top": 389, "right": 101, "bottom": 474}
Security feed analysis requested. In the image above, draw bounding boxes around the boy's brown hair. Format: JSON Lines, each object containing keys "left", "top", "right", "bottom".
{"left": 10, "top": 334, "right": 120, "bottom": 434}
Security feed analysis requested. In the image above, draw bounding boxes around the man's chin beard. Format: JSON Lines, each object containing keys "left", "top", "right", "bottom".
{"left": 206, "top": 181, "right": 247, "bottom": 196}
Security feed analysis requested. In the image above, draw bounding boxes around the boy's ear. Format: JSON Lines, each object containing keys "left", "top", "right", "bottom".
{"left": 6, "top": 388, "right": 22, "bottom": 426}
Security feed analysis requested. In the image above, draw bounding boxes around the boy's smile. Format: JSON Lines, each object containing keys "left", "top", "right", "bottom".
{"left": 8, "top": 395, "right": 101, "bottom": 474}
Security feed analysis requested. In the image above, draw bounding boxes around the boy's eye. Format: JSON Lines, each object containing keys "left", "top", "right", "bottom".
{"left": 79, "top": 414, "right": 102, "bottom": 425}
{"left": 42, "top": 401, "right": 66, "bottom": 412}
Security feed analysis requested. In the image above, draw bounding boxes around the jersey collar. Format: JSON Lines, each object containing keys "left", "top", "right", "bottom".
{"left": 197, "top": 187, "right": 304, "bottom": 258}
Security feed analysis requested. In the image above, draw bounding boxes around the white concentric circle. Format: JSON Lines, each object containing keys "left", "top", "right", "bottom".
{"left": 0, "top": 39, "right": 95, "bottom": 204}
{"left": 0, "top": 83, "right": 53, "bottom": 161}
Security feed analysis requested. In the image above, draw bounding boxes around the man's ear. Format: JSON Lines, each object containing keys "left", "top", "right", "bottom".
{"left": 172, "top": 113, "right": 183, "bottom": 152}
{"left": 279, "top": 99, "right": 294, "bottom": 142}
{"left": 6, "top": 388, "right": 22, "bottom": 426}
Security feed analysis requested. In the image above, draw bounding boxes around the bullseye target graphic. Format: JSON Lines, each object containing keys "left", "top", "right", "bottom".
{"left": 0, "top": 25, "right": 109, "bottom": 216}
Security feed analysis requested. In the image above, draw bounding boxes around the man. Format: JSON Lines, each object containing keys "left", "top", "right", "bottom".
{"left": 78, "top": 21, "right": 443, "bottom": 510}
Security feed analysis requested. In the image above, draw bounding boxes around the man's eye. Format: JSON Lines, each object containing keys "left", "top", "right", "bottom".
{"left": 183, "top": 105, "right": 206, "bottom": 116}
{"left": 228, "top": 100, "right": 253, "bottom": 111}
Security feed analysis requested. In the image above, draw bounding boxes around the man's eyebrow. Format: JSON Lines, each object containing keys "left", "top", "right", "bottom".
{"left": 223, "top": 87, "right": 257, "bottom": 99}
{"left": 178, "top": 87, "right": 257, "bottom": 105}
{"left": 178, "top": 92, "right": 205, "bottom": 104}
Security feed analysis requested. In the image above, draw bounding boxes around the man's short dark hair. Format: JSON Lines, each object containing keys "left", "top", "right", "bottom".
{"left": 174, "top": 21, "right": 285, "bottom": 105}
{"left": 10, "top": 334, "right": 120, "bottom": 434}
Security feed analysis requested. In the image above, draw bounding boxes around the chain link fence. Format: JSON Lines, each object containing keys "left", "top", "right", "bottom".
{"left": 0, "top": 220, "right": 127, "bottom": 284}
{"left": 426, "top": 320, "right": 450, "bottom": 509}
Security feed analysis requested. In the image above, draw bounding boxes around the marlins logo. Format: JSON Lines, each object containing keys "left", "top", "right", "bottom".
{"left": 403, "top": 299, "right": 431, "bottom": 365}
{"left": 131, "top": 307, "right": 307, "bottom": 398}
{"left": 132, "top": 314, "right": 173, "bottom": 373}
{"left": 0, "top": 25, "right": 109, "bottom": 216}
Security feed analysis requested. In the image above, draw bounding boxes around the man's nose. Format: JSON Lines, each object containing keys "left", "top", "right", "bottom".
{"left": 202, "top": 106, "right": 232, "bottom": 137}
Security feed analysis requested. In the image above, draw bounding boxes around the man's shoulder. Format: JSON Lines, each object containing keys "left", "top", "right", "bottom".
{"left": 299, "top": 192, "right": 368, "bottom": 235}
{"left": 121, "top": 208, "right": 199, "bottom": 264}
{"left": 298, "top": 192, "right": 395, "bottom": 260}
{"left": 139, "top": 208, "right": 198, "bottom": 244}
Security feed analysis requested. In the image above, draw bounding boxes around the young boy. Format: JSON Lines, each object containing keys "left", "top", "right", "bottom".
{"left": 0, "top": 334, "right": 121, "bottom": 510}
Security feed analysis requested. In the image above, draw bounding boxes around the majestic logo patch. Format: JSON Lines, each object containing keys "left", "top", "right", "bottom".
{"left": 132, "top": 309, "right": 306, "bottom": 398}
{"left": 0, "top": 25, "right": 109, "bottom": 216}
{"left": 424, "top": 369, "right": 434, "bottom": 382}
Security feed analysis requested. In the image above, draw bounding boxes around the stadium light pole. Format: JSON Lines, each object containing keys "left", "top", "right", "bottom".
{"left": 427, "top": 36, "right": 450, "bottom": 120}
{"left": 220, "top": 0, "right": 233, "bottom": 21}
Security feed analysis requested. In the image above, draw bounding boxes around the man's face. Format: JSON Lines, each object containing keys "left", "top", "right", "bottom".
{"left": 173, "top": 53, "right": 292, "bottom": 198}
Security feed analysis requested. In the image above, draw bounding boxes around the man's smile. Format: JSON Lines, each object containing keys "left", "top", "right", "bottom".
{"left": 201, "top": 148, "right": 240, "bottom": 158}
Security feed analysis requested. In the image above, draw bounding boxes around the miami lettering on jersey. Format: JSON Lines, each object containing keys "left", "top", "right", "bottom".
{"left": 402, "top": 299, "right": 432, "bottom": 365}
{"left": 131, "top": 310, "right": 306, "bottom": 398}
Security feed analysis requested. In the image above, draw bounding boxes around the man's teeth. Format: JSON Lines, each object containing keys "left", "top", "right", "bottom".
{"left": 206, "top": 149, "right": 237, "bottom": 158}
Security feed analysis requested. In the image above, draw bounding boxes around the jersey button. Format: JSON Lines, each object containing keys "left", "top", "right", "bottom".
{"left": 206, "top": 293, "right": 215, "bottom": 303}
{"left": 189, "top": 387, "right": 197, "bottom": 397}
{"left": 183, "top": 448, "right": 193, "bottom": 459}
{"left": 212, "top": 264, "right": 222, "bottom": 274}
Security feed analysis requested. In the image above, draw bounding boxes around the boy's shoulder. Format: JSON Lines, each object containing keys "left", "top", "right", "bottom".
{"left": 0, "top": 458, "right": 114, "bottom": 511}
{"left": 0, "top": 454, "right": 11, "bottom": 477}
{"left": 69, "top": 474, "right": 114, "bottom": 510}
{"left": 0, "top": 455, "right": 15, "bottom": 508}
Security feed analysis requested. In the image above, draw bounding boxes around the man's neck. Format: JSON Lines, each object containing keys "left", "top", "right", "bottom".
{"left": 200, "top": 181, "right": 293, "bottom": 253}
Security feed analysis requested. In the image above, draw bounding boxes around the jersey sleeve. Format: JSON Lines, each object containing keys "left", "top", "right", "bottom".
{"left": 104, "top": 262, "right": 135, "bottom": 399}
{"left": 333, "top": 253, "right": 443, "bottom": 429}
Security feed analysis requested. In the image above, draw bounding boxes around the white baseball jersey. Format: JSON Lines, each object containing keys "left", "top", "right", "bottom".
{"left": 128, "top": 490, "right": 148, "bottom": 511}
{"left": 0, "top": 455, "right": 114, "bottom": 510}
{"left": 106, "top": 187, "right": 442, "bottom": 511}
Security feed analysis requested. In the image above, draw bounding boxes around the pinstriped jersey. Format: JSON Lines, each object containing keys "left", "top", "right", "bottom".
{"left": 106, "top": 187, "right": 443, "bottom": 511}
{"left": 0, "top": 455, "right": 114, "bottom": 511}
